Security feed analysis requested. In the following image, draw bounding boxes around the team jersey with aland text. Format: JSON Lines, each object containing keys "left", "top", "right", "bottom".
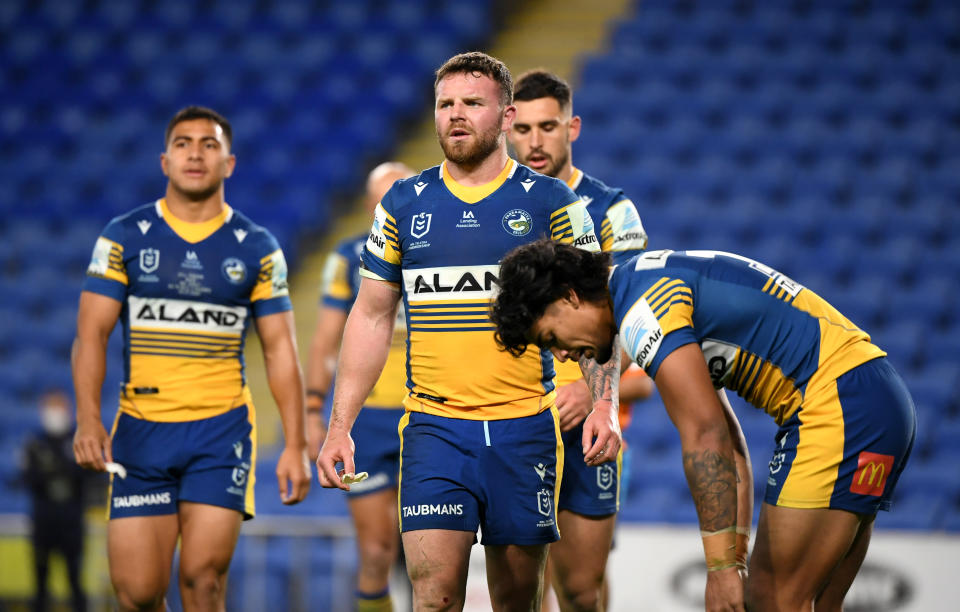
{"left": 83, "top": 199, "right": 291, "bottom": 422}
{"left": 362, "top": 159, "right": 600, "bottom": 420}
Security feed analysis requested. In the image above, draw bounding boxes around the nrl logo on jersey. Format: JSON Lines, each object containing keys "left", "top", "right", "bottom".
{"left": 411, "top": 212, "right": 432, "bottom": 238}
{"left": 139, "top": 248, "right": 160, "bottom": 273}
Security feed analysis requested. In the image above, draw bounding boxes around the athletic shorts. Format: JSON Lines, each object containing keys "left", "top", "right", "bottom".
{"left": 347, "top": 406, "right": 404, "bottom": 497}
{"left": 557, "top": 422, "right": 621, "bottom": 516}
{"left": 397, "top": 408, "right": 563, "bottom": 546}
{"left": 765, "top": 358, "right": 916, "bottom": 515}
{"left": 108, "top": 405, "right": 256, "bottom": 520}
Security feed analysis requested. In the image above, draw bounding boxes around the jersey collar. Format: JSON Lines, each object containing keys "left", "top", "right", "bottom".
{"left": 566, "top": 166, "right": 584, "bottom": 191}
{"left": 156, "top": 198, "right": 233, "bottom": 244}
{"left": 440, "top": 158, "right": 517, "bottom": 204}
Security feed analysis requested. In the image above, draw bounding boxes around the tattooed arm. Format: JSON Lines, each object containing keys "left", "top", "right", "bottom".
{"left": 654, "top": 343, "right": 745, "bottom": 611}
{"left": 577, "top": 340, "right": 623, "bottom": 465}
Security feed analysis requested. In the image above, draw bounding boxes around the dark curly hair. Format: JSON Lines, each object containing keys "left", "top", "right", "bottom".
{"left": 491, "top": 239, "right": 611, "bottom": 357}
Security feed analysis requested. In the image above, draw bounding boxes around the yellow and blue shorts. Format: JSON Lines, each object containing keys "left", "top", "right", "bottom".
{"left": 558, "top": 423, "right": 621, "bottom": 516}
{"left": 397, "top": 409, "right": 563, "bottom": 546}
{"left": 108, "top": 406, "right": 256, "bottom": 520}
{"left": 346, "top": 406, "right": 404, "bottom": 497}
{"left": 765, "top": 358, "right": 915, "bottom": 515}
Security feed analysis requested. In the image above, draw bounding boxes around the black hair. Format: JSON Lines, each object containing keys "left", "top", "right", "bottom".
{"left": 513, "top": 69, "right": 572, "bottom": 112}
{"left": 165, "top": 105, "right": 233, "bottom": 149}
{"left": 491, "top": 239, "right": 611, "bottom": 357}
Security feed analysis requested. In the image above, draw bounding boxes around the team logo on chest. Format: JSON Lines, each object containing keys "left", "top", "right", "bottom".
{"left": 139, "top": 248, "right": 160, "bottom": 273}
{"left": 222, "top": 257, "right": 247, "bottom": 284}
{"left": 411, "top": 212, "right": 432, "bottom": 238}
{"left": 502, "top": 209, "right": 532, "bottom": 236}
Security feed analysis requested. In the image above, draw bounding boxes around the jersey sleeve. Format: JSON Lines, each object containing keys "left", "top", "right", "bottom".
{"left": 620, "top": 274, "right": 696, "bottom": 378}
{"left": 548, "top": 183, "right": 600, "bottom": 251}
{"left": 360, "top": 196, "right": 402, "bottom": 284}
{"left": 319, "top": 248, "right": 354, "bottom": 311}
{"left": 82, "top": 218, "right": 128, "bottom": 301}
{"left": 250, "top": 232, "right": 293, "bottom": 317}
{"left": 602, "top": 198, "right": 648, "bottom": 266}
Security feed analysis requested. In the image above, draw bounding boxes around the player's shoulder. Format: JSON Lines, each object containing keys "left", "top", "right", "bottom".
{"left": 224, "top": 206, "right": 282, "bottom": 254}
{"left": 512, "top": 163, "right": 578, "bottom": 205}
{"left": 577, "top": 171, "right": 626, "bottom": 206}
{"left": 102, "top": 200, "right": 162, "bottom": 237}
{"left": 382, "top": 165, "right": 441, "bottom": 211}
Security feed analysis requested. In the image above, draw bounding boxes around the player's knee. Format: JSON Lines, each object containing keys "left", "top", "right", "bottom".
{"left": 180, "top": 565, "right": 227, "bottom": 604}
{"left": 554, "top": 573, "right": 604, "bottom": 612}
{"left": 357, "top": 538, "right": 396, "bottom": 576}
{"left": 114, "top": 584, "right": 166, "bottom": 612}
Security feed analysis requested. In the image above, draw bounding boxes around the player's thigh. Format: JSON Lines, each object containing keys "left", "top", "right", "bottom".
{"left": 816, "top": 515, "right": 874, "bottom": 611}
{"left": 177, "top": 501, "right": 243, "bottom": 582}
{"left": 108, "top": 514, "right": 180, "bottom": 599}
{"left": 550, "top": 510, "right": 615, "bottom": 588}
{"left": 402, "top": 529, "right": 473, "bottom": 602}
{"left": 748, "top": 503, "right": 862, "bottom": 608}
{"left": 348, "top": 487, "right": 400, "bottom": 559}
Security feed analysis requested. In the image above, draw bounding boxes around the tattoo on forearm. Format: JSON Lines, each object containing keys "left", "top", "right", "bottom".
{"left": 579, "top": 344, "right": 620, "bottom": 408}
{"left": 682, "top": 449, "right": 738, "bottom": 531}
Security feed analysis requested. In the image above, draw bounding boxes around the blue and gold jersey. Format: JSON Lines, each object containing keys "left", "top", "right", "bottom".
{"left": 555, "top": 167, "right": 648, "bottom": 387}
{"left": 612, "top": 250, "right": 886, "bottom": 425}
{"left": 84, "top": 199, "right": 292, "bottom": 422}
{"left": 362, "top": 159, "right": 600, "bottom": 420}
{"left": 320, "top": 233, "right": 407, "bottom": 408}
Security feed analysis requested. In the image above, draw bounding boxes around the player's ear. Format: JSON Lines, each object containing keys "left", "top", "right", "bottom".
{"left": 501, "top": 104, "right": 516, "bottom": 131}
{"left": 160, "top": 152, "right": 170, "bottom": 177}
{"left": 563, "top": 288, "right": 581, "bottom": 308}
{"left": 568, "top": 115, "right": 582, "bottom": 143}
{"left": 224, "top": 153, "right": 237, "bottom": 178}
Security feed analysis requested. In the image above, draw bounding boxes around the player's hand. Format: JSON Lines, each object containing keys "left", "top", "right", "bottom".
{"left": 555, "top": 379, "right": 592, "bottom": 431}
{"left": 73, "top": 417, "right": 112, "bottom": 472}
{"left": 306, "top": 411, "right": 328, "bottom": 462}
{"left": 705, "top": 567, "right": 746, "bottom": 611}
{"left": 582, "top": 401, "right": 621, "bottom": 466}
{"left": 276, "top": 445, "right": 311, "bottom": 505}
{"left": 316, "top": 428, "right": 356, "bottom": 491}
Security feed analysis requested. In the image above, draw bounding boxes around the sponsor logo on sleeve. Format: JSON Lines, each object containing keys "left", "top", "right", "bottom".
{"left": 620, "top": 298, "right": 664, "bottom": 368}
{"left": 850, "top": 452, "right": 894, "bottom": 496}
{"left": 366, "top": 205, "right": 390, "bottom": 258}
{"left": 87, "top": 237, "right": 114, "bottom": 276}
{"left": 267, "top": 250, "right": 289, "bottom": 296}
